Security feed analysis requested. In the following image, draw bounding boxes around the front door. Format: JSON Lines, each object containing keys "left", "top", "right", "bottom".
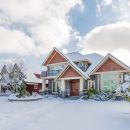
{"left": 70, "top": 79, "right": 79, "bottom": 96}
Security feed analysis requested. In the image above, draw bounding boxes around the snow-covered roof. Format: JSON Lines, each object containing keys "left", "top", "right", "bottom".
{"left": 46, "top": 48, "right": 104, "bottom": 79}
{"left": 66, "top": 52, "right": 89, "bottom": 62}
{"left": 84, "top": 53, "right": 104, "bottom": 75}
{"left": 43, "top": 47, "right": 130, "bottom": 80}
{"left": 65, "top": 52, "right": 104, "bottom": 76}
{"left": 26, "top": 73, "right": 42, "bottom": 83}
{"left": 89, "top": 53, "right": 130, "bottom": 75}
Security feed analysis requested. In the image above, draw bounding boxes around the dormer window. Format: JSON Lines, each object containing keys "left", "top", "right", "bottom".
{"left": 78, "top": 62, "right": 84, "bottom": 68}
{"left": 75, "top": 61, "right": 91, "bottom": 72}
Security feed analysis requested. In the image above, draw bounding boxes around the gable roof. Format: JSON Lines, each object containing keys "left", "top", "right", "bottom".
{"left": 42, "top": 48, "right": 105, "bottom": 79}
{"left": 42, "top": 47, "right": 69, "bottom": 66}
{"left": 66, "top": 52, "right": 104, "bottom": 75}
{"left": 26, "top": 73, "right": 42, "bottom": 83}
{"left": 42, "top": 47, "right": 130, "bottom": 80}
{"left": 43, "top": 47, "right": 90, "bottom": 79}
{"left": 55, "top": 62, "right": 89, "bottom": 81}
{"left": 89, "top": 53, "right": 130, "bottom": 75}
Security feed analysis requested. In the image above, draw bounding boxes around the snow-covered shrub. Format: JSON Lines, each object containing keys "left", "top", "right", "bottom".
{"left": 16, "top": 82, "right": 30, "bottom": 98}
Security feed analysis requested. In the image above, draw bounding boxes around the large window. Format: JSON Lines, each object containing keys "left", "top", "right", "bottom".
{"left": 101, "top": 73, "right": 118, "bottom": 92}
{"left": 48, "top": 65, "right": 64, "bottom": 76}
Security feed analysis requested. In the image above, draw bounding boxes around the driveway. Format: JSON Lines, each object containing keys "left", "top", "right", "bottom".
{"left": 0, "top": 97, "right": 130, "bottom": 130}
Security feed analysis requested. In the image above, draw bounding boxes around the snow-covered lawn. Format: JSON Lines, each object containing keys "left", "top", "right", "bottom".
{"left": 0, "top": 97, "right": 130, "bottom": 130}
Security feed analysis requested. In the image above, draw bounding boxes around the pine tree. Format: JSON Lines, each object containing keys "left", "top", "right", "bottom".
{"left": 17, "top": 81, "right": 29, "bottom": 98}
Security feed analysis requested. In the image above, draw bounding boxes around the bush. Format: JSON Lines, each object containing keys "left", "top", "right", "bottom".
{"left": 87, "top": 88, "right": 96, "bottom": 98}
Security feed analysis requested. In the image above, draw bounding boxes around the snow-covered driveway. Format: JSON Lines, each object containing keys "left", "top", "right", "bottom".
{"left": 0, "top": 97, "right": 130, "bottom": 130}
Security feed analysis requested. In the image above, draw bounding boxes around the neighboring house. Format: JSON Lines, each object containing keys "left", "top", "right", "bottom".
{"left": 26, "top": 73, "right": 42, "bottom": 94}
{"left": 0, "top": 63, "right": 42, "bottom": 94}
{"left": 41, "top": 47, "right": 130, "bottom": 98}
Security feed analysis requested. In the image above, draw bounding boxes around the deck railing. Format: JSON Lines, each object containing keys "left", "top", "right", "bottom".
{"left": 47, "top": 70, "right": 61, "bottom": 76}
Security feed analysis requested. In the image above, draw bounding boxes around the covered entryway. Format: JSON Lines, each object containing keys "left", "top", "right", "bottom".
{"left": 70, "top": 79, "right": 79, "bottom": 96}
{"left": 56, "top": 64, "right": 85, "bottom": 98}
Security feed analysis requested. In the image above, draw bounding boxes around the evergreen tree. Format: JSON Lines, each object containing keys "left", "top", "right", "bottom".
{"left": 17, "top": 81, "right": 29, "bottom": 98}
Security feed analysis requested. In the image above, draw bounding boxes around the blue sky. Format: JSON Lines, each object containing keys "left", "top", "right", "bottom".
{"left": 0, "top": 0, "right": 130, "bottom": 81}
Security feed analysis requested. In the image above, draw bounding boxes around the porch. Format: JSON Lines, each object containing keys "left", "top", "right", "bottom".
{"left": 42, "top": 77, "right": 84, "bottom": 98}
{"left": 62, "top": 79, "right": 81, "bottom": 97}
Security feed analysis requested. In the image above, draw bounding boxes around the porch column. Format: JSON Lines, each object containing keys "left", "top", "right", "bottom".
{"left": 97, "top": 75, "right": 100, "bottom": 92}
{"left": 79, "top": 78, "right": 84, "bottom": 96}
{"left": 42, "top": 78, "right": 46, "bottom": 92}
{"left": 61, "top": 79, "right": 66, "bottom": 98}
{"left": 0, "top": 84, "right": 1, "bottom": 93}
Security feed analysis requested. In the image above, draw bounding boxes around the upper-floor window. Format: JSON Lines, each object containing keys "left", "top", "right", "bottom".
{"left": 75, "top": 61, "right": 91, "bottom": 72}
{"left": 50, "top": 65, "right": 64, "bottom": 71}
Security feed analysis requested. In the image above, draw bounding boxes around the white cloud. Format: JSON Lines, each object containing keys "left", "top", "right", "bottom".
{"left": 112, "top": 49, "right": 130, "bottom": 66}
{"left": 78, "top": 21, "right": 130, "bottom": 66}
{"left": 0, "top": 0, "right": 83, "bottom": 55}
{"left": 0, "top": 27, "right": 36, "bottom": 56}
{"left": 96, "top": 0, "right": 130, "bottom": 22}
{"left": 78, "top": 21, "right": 130, "bottom": 65}
{"left": 96, "top": 3, "right": 102, "bottom": 17}
{"left": 128, "top": 0, "right": 130, "bottom": 7}
{"left": 62, "top": 48, "right": 69, "bottom": 54}
{"left": 102, "top": 0, "right": 112, "bottom": 6}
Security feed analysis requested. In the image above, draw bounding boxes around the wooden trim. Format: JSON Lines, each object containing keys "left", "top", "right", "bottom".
{"left": 47, "top": 62, "right": 67, "bottom": 67}
{"left": 42, "top": 76, "right": 55, "bottom": 80}
{"left": 55, "top": 63, "right": 87, "bottom": 81}
{"left": 54, "top": 64, "right": 69, "bottom": 80}
{"left": 47, "top": 51, "right": 57, "bottom": 65}
{"left": 60, "top": 77, "right": 82, "bottom": 80}
{"left": 92, "top": 70, "right": 130, "bottom": 75}
{"left": 90, "top": 53, "right": 130, "bottom": 75}
{"left": 42, "top": 47, "right": 69, "bottom": 66}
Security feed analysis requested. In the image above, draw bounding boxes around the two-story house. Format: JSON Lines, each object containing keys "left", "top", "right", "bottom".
{"left": 41, "top": 47, "right": 130, "bottom": 98}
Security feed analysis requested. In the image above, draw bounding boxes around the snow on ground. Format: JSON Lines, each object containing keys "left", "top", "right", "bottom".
{"left": 0, "top": 97, "right": 130, "bottom": 130}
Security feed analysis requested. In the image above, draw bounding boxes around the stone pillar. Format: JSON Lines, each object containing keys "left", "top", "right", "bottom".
{"left": 79, "top": 78, "right": 84, "bottom": 96}
{"left": 61, "top": 79, "right": 66, "bottom": 98}
{"left": 97, "top": 75, "right": 100, "bottom": 92}
{"left": 42, "top": 78, "right": 46, "bottom": 92}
